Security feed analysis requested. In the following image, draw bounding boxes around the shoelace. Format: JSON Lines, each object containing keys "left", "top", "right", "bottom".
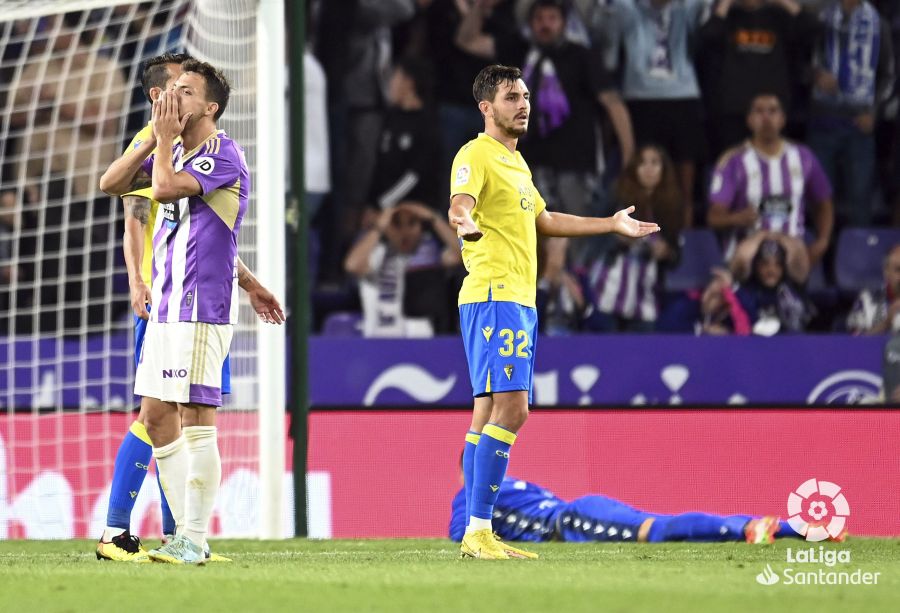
{"left": 112, "top": 532, "right": 142, "bottom": 554}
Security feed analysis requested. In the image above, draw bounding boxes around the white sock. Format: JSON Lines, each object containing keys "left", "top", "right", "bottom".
{"left": 182, "top": 426, "right": 221, "bottom": 547}
{"left": 153, "top": 436, "right": 188, "bottom": 536}
{"left": 102, "top": 526, "right": 126, "bottom": 541}
{"left": 466, "top": 516, "right": 493, "bottom": 534}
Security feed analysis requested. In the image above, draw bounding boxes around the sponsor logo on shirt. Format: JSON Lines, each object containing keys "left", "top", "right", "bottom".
{"left": 192, "top": 156, "right": 216, "bottom": 175}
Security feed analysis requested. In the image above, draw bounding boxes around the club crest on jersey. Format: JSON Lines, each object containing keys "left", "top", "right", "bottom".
{"left": 192, "top": 156, "right": 216, "bottom": 175}
{"left": 504, "top": 364, "right": 514, "bottom": 380}
{"left": 455, "top": 165, "right": 470, "bottom": 186}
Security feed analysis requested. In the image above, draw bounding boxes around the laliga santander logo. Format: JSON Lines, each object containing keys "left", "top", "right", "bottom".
{"left": 787, "top": 478, "right": 849, "bottom": 542}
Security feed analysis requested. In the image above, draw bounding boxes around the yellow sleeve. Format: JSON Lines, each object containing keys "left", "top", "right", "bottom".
{"left": 534, "top": 190, "right": 547, "bottom": 217}
{"left": 450, "top": 142, "right": 486, "bottom": 203}
{"left": 122, "top": 124, "right": 155, "bottom": 200}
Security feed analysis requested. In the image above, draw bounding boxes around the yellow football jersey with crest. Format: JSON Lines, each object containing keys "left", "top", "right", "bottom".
{"left": 122, "top": 122, "right": 159, "bottom": 287}
{"left": 450, "top": 132, "right": 546, "bottom": 308}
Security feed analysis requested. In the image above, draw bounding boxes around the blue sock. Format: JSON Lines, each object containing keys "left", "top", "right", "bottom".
{"left": 470, "top": 423, "right": 516, "bottom": 520}
{"left": 156, "top": 468, "right": 176, "bottom": 536}
{"left": 106, "top": 421, "right": 152, "bottom": 530}
{"left": 463, "top": 431, "right": 480, "bottom": 521}
{"left": 649, "top": 513, "right": 749, "bottom": 542}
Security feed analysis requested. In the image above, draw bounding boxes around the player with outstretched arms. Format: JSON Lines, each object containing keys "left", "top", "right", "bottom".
{"left": 97, "top": 54, "right": 283, "bottom": 563}
{"left": 449, "top": 64, "right": 659, "bottom": 560}
{"left": 100, "top": 59, "right": 271, "bottom": 564}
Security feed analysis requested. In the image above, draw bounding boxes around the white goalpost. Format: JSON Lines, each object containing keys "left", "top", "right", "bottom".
{"left": 0, "top": 0, "right": 288, "bottom": 539}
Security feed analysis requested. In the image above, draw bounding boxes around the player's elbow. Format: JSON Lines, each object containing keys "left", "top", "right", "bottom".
{"left": 343, "top": 256, "right": 367, "bottom": 279}
{"left": 151, "top": 185, "right": 179, "bottom": 204}
{"left": 99, "top": 172, "right": 123, "bottom": 196}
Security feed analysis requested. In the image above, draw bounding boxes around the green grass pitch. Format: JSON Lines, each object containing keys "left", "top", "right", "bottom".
{"left": 0, "top": 538, "right": 897, "bottom": 612}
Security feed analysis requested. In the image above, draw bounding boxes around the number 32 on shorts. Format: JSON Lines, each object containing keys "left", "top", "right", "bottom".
{"left": 498, "top": 328, "right": 530, "bottom": 358}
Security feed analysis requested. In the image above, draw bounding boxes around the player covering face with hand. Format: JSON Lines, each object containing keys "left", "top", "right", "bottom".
{"left": 449, "top": 64, "right": 659, "bottom": 560}
{"left": 97, "top": 54, "right": 281, "bottom": 564}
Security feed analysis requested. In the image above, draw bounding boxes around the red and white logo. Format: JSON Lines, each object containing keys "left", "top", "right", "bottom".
{"left": 787, "top": 478, "right": 849, "bottom": 542}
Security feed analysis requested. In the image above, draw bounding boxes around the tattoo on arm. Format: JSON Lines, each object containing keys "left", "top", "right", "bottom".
{"left": 129, "top": 169, "right": 152, "bottom": 192}
{"left": 123, "top": 195, "right": 151, "bottom": 225}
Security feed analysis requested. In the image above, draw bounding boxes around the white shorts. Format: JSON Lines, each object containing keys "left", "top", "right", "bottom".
{"left": 134, "top": 321, "right": 233, "bottom": 406}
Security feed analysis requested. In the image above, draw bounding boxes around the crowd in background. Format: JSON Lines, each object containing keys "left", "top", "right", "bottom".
{"left": 4, "top": 0, "right": 900, "bottom": 338}
{"left": 307, "top": 0, "right": 900, "bottom": 337}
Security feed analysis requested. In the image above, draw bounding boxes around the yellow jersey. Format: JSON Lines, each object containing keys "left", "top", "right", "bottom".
{"left": 450, "top": 132, "right": 546, "bottom": 308}
{"left": 122, "top": 123, "right": 159, "bottom": 287}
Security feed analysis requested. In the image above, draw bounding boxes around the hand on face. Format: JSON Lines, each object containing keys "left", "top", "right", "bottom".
{"left": 151, "top": 90, "right": 191, "bottom": 141}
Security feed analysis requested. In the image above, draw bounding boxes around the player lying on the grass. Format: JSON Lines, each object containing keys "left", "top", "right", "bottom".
{"left": 97, "top": 53, "right": 283, "bottom": 564}
{"left": 449, "top": 64, "right": 659, "bottom": 560}
{"left": 449, "top": 475, "right": 801, "bottom": 545}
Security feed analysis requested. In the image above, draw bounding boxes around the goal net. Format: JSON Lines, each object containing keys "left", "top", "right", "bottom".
{"left": 0, "top": 0, "right": 292, "bottom": 539}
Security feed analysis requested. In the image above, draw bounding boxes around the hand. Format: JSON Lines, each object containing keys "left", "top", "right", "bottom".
{"left": 151, "top": 91, "right": 191, "bottom": 142}
{"left": 130, "top": 280, "right": 151, "bottom": 320}
{"left": 449, "top": 212, "right": 483, "bottom": 241}
{"left": 855, "top": 112, "right": 875, "bottom": 134}
{"left": 247, "top": 285, "right": 285, "bottom": 324}
{"left": 611, "top": 206, "right": 660, "bottom": 238}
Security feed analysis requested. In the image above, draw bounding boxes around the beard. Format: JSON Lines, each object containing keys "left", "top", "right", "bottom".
{"left": 497, "top": 116, "right": 528, "bottom": 138}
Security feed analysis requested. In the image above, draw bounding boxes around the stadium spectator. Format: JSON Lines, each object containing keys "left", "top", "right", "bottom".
{"left": 807, "top": 0, "right": 895, "bottom": 227}
{"left": 707, "top": 93, "right": 833, "bottom": 266}
{"left": 10, "top": 16, "right": 127, "bottom": 200}
{"left": 734, "top": 236, "right": 812, "bottom": 334}
{"left": 656, "top": 267, "right": 753, "bottom": 334}
{"left": 304, "top": 47, "right": 331, "bottom": 222}
{"left": 846, "top": 243, "right": 900, "bottom": 333}
{"left": 455, "top": 0, "right": 635, "bottom": 272}
{"left": 449, "top": 475, "right": 796, "bottom": 544}
{"left": 8, "top": 15, "right": 128, "bottom": 333}
{"left": 344, "top": 201, "right": 462, "bottom": 336}
{"left": 582, "top": 144, "right": 683, "bottom": 332}
{"left": 424, "top": 0, "right": 520, "bottom": 177}
{"left": 599, "top": 0, "right": 708, "bottom": 226}
{"left": 699, "top": 0, "right": 821, "bottom": 158}
{"left": 316, "top": 0, "right": 416, "bottom": 252}
{"left": 368, "top": 56, "right": 441, "bottom": 210}
{"left": 730, "top": 229, "right": 810, "bottom": 284}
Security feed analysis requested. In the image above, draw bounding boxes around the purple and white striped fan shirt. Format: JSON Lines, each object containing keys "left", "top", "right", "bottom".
{"left": 141, "top": 130, "right": 249, "bottom": 325}
{"left": 709, "top": 140, "right": 831, "bottom": 256}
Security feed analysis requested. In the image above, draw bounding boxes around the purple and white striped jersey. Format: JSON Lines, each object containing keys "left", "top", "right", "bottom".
{"left": 588, "top": 239, "right": 660, "bottom": 323}
{"left": 140, "top": 130, "right": 249, "bottom": 325}
{"left": 709, "top": 140, "right": 831, "bottom": 255}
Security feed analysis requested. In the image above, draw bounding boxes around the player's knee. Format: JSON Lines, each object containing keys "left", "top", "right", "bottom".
{"left": 142, "top": 400, "right": 179, "bottom": 446}
{"left": 493, "top": 402, "right": 529, "bottom": 432}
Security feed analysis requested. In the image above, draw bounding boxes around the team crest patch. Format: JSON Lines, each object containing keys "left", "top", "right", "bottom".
{"left": 504, "top": 364, "right": 514, "bottom": 380}
{"left": 192, "top": 156, "right": 216, "bottom": 175}
{"left": 455, "top": 165, "right": 470, "bottom": 186}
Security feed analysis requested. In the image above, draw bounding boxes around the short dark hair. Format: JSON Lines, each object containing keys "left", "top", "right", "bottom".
{"left": 528, "top": 0, "right": 568, "bottom": 21}
{"left": 472, "top": 64, "right": 523, "bottom": 104}
{"left": 140, "top": 53, "right": 192, "bottom": 102}
{"left": 747, "top": 92, "right": 785, "bottom": 115}
{"left": 181, "top": 58, "right": 231, "bottom": 120}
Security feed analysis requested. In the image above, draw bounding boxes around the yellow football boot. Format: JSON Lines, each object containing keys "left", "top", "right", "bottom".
{"left": 460, "top": 528, "right": 510, "bottom": 560}
{"left": 96, "top": 531, "right": 151, "bottom": 563}
{"left": 494, "top": 534, "right": 539, "bottom": 559}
